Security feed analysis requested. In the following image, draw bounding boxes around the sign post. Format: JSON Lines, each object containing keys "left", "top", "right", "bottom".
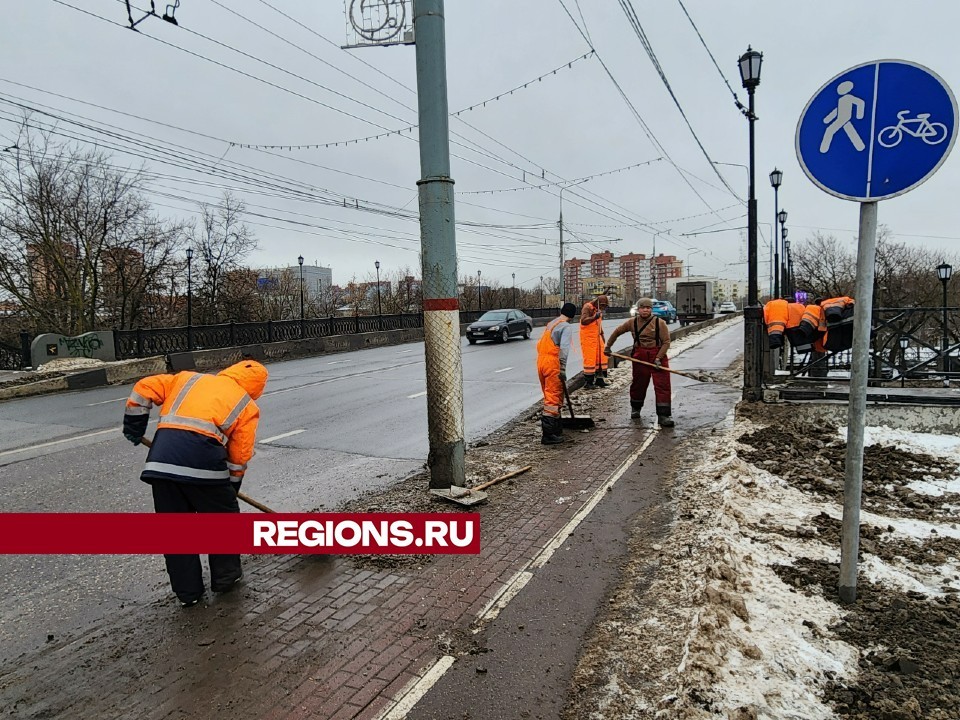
{"left": 796, "top": 60, "right": 956, "bottom": 603}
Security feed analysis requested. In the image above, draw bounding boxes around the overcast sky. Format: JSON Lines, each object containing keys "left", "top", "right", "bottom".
{"left": 4, "top": 1, "right": 959, "bottom": 292}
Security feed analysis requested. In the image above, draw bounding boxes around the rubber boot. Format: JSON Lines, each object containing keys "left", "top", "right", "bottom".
{"left": 599, "top": 368, "right": 609, "bottom": 378}
{"left": 584, "top": 374, "right": 596, "bottom": 389}
{"left": 656, "top": 403, "right": 675, "bottom": 428}
{"left": 594, "top": 375, "right": 608, "bottom": 388}
{"left": 541, "top": 415, "right": 564, "bottom": 445}
{"left": 630, "top": 402, "right": 643, "bottom": 420}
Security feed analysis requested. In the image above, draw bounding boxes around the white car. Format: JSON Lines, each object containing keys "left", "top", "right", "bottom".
{"left": 718, "top": 301, "right": 738, "bottom": 313}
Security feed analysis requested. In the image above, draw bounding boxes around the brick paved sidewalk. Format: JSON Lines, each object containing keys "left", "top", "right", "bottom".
{"left": 2, "top": 409, "right": 657, "bottom": 720}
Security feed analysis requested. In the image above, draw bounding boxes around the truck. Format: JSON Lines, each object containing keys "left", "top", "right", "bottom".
{"left": 675, "top": 281, "right": 714, "bottom": 326}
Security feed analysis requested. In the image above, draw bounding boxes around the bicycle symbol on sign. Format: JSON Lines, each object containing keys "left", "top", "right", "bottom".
{"left": 877, "top": 110, "right": 949, "bottom": 148}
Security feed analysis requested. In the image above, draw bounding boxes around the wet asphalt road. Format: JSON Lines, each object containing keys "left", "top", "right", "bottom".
{"left": 0, "top": 317, "right": 660, "bottom": 658}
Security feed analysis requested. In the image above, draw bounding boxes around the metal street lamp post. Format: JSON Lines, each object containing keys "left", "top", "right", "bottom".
{"left": 899, "top": 334, "right": 910, "bottom": 388}
{"left": 769, "top": 168, "right": 783, "bottom": 297}
{"left": 297, "top": 255, "right": 305, "bottom": 334}
{"left": 539, "top": 275, "right": 544, "bottom": 310}
{"left": 783, "top": 233, "right": 791, "bottom": 296}
{"left": 558, "top": 178, "right": 590, "bottom": 302}
{"left": 778, "top": 209, "right": 788, "bottom": 297}
{"left": 477, "top": 270, "right": 482, "bottom": 311}
{"left": 375, "top": 260, "right": 383, "bottom": 330}
{"left": 512, "top": 272, "right": 516, "bottom": 307}
{"left": 185, "top": 247, "right": 194, "bottom": 350}
{"left": 738, "top": 45, "right": 763, "bottom": 401}
{"left": 938, "top": 261, "right": 952, "bottom": 375}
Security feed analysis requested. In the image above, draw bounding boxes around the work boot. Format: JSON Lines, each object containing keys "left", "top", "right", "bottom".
{"left": 599, "top": 368, "right": 609, "bottom": 378}
{"left": 656, "top": 403, "right": 675, "bottom": 427}
{"left": 541, "top": 416, "right": 564, "bottom": 445}
{"left": 584, "top": 374, "right": 596, "bottom": 389}
{"left": 630, "top": 402, "right": 643, "bottom": 420}
{"left": 594, "top": 376, "right": 608, "bottom": 388}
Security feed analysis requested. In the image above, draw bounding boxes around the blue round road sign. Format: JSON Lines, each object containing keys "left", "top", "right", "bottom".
{"left": 796, "top": 60, "right": 957, "bottom": 201}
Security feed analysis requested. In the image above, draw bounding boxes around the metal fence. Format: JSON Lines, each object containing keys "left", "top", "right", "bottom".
{"left": 0, "top": 304, "right": 632, "bottom": 369}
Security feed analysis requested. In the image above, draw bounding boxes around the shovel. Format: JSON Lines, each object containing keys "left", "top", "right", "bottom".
{"left": 610, "top": 352, "right": 714, "bottom": 383}
{"left": 430, "top": 466, "right": 532, "bottom": 506}
{"left": 561, "top": 378, "right": 595, "bottom": 429}
{"left": 140, "top": 436, "right": 277, "bottom": 513}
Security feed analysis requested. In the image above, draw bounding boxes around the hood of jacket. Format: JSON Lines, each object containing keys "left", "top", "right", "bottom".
{"left": 218, "top": 360, "right": 269, "bottom": 400}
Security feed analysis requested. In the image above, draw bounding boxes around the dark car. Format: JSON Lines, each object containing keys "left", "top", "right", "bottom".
{"left": 466, "top": 309, "right": 533, "bottom": 344}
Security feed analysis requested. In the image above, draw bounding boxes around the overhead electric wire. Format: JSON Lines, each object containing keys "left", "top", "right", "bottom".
{"left": 675, "top": 0, "right": 744, "bottom": 110}
{"left": 617, "top": 0, "right": 739, "bottom": 198}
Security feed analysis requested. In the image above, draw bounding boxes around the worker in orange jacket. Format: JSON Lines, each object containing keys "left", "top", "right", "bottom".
{"left": 580, "top": 294, "right": 609, "bottom": 388}
{"left": 763, "top": 298, "right": 789, "bottom": 348}
{"left": 536, "top": 302, "right": 577, "bottom": 444}
{"left": 122, "top": 360, "right": 268, "bottom": 607}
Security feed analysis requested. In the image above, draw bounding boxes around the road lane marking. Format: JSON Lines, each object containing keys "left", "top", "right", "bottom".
{"left": 407, "top": 391, "right": 427, "bottom": 399}
{"left": 327, "top": 360, "right": 348, "bottom": 364}
{"left": 493, "top": 366, "right": 514, "bottom": 373}
{"left": 260, "top": 429, "right": 306, "bottom": 444}
{"left": 0, "top": 428, "right": 119, "bottom": 458}
{"left": 397, "top": 349, "right": 416, "bottom": 354}
{"left": 476, "top": 429, "right": 658, "bottom": 627}
{"left": 376, "top": 655, "right": 456, "bottom": 720}
{"left": 86, "top": 397, "right": 127, "bottom": 406}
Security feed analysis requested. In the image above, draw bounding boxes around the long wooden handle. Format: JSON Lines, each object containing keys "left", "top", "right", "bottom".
{"left": 610, "top": 352, "right": 706, "bottom": 382}
{"left": 139, "top": 436, "right": 276, "bottom": 513}
{"left": 471, "top": 466, "right": 532, "bottom": 493}
{"left": 561, "top": 378, "right": 577, "bottom": 418}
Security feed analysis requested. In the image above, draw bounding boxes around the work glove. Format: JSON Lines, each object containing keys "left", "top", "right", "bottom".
{"left": 603, "top": 346, "right": 612, "bottom": 356}
{"left": 654, "top": 358, "right": 662, "bottom": 369}
{"left": 123, "top": 432, "right": 142, "bottom": 446}
{"left": 231, "top": 476, "right": 243, "bottom": 493}
{"left": 559, "top": 370, "right": 567, "bottom": 383}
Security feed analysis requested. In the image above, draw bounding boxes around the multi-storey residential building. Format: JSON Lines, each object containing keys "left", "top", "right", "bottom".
{"left": 651, "top": 254, "right": 683, "bottom": 298}
{"left": 564, "top": 251, "right": 652, "bottom": 303}
{"left": 563, "top": 258, "right": 588, "bottom": 300}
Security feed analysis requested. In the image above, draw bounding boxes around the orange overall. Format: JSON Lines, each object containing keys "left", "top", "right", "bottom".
{"left": 536, "top": 317, "right": 566, "bottom": 418}
{"left": 579, "top": 301, "right": 607, "bottom": 377}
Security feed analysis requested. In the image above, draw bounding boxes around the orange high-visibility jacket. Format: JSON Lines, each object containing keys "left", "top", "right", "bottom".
{"left": 536, "top": 316, "right": 570, "bottom": 418}
{"left": 763, "top": 298, "right": 789, "bottom": 347}
{"left": 821, "top": 296, "right": 854, "bottom": 325}
{"left": 123, "top": 361, "right": 268, "bottom": 485}
{"left": 579, "top": 300, "right": 607, "bottom": 374}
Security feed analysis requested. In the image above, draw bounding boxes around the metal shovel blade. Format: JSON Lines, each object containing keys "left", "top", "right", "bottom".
{"left": 560, "top": 415, "right": 595, "bottom": 430}
{"left": 429, "top": 486, "right": 490, "bottom": 506}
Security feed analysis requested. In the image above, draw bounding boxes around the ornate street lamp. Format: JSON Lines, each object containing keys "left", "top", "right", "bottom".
{"left": 778, "top": 209, "right": 788, "bottom": 296}
{"left": 937, "top": 261, "right": 952, "bottom": 374}
{"left": 477, "top": 269, "right": 482, "bottom": 311}
{"left": 539, "top": 275, "right": 544, "bottom": 310}
{"left": 297, "top": 255, "right": 305, "bottom": 323}
{"left": 375, "top": 260, "right": 383, "bottom": 330}
{"left": 185, "top": 247, "right": 194, "bottom": 350}
{"left": 738, "top": 45, "right": 763, "bottom": 401}
{"left": 512, "top": 272, "right": 516, "bottom": 308}
{"left": 769, "top": 168, "right": 783, "bottom": 297}
{"left": 899, "top": 335, "right": 910, "bottom": 388}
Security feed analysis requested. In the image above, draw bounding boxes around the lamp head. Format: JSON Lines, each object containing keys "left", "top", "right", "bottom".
{"left": 778, "top": 209, "right": 788, "bottom": 225}
{"left": 899, "top": 335, "right": 910, "bottom": 350}
{"left": 937, "top": 261, "right": 952, "bottom": 281}
{"left": 375, "top": 260, "right": 380, "bottom": 270}
{"left": 298, "top": 255, "right": 304, "bottom": 266}
{"left": 769, "top": 168, "right": 783, "bottom": 189}
{"left": 186, "top": 248, "right": 193, "bottom": 261}
{"left": 738, "top": 47, "right": 763, "bottom": 89}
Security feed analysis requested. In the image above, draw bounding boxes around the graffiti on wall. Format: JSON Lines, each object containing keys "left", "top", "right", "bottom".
{"left": 31, "top": 332, "right": 117, "bottom": 368}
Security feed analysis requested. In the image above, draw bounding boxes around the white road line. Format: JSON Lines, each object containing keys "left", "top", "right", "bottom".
{"left": 0, "top": 428, "right": 118, "bottom": 459}
{"left": 327, "top": 360, "right": 348, "bottom": 365}
{"left": 375, "top": 656, "right": 456, "bottom": 720}
{"left": 260, "top": 429, "right": 306, "bottom": 444}
{"left": 493, "top": 366, "right": 514, "bottom": 373}
{"left": 407, "top": 391, "right": 427, "bottom": 399}
{"left": 476, "top": 430, "right": 658, "bottom": 626}
{"left": 85, "top": 397, "right": 127, "bottom": 407}
{"left": 397, "top": 349, "right": 416, "bottom": 354}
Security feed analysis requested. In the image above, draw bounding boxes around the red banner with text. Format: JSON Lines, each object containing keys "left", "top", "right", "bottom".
{"left": 0, "top": 513, "right": 481, "bottom": 554}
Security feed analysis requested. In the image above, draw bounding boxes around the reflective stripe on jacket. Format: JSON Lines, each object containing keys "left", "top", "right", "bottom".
{"left": 123, "top": 362, "right": 266, "bottom": 485}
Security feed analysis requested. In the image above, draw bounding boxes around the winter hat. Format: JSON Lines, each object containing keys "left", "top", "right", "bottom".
{"left": 560, "top": 302, "right": 577, "bottom": 318}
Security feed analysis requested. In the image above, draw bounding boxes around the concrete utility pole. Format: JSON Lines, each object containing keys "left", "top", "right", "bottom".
{"left": 413, "top": 0, "right": 465, "bottom": 489}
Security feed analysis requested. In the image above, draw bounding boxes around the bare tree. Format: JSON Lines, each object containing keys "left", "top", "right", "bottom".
{"left": 0, "top": 123, "right": 187, "bottom": 334}
{"left": 194, "top": 192, "right": 257, "bottom": 323}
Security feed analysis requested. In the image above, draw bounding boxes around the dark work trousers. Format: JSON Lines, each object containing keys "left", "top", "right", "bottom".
{"left": 150, "top": 480, "right": 242, "bottom": 602}
{"left": 630, "top": 346, "right": 672, "bottom": 412}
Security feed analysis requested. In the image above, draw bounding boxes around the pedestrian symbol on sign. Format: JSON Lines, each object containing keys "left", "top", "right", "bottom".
{"left": 820, "top": 81, "right": 866, "bottom": 153}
